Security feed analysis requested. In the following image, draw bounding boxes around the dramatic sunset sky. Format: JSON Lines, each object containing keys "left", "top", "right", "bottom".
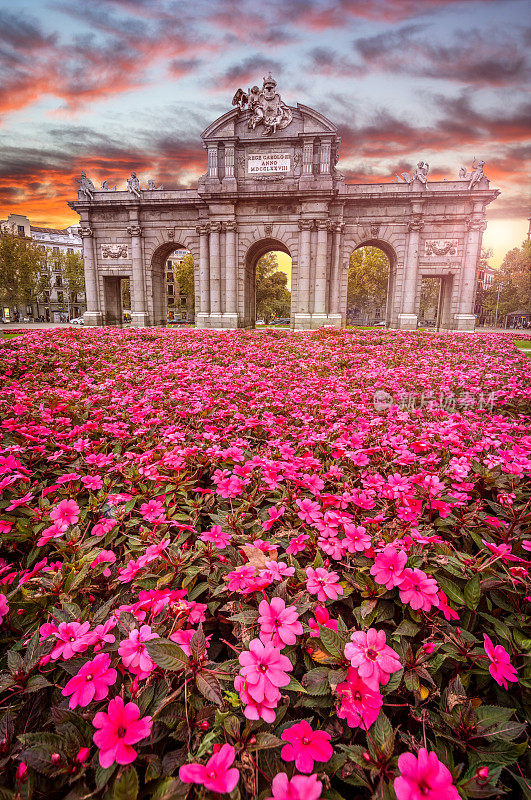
{"left": 0, "top": 0, "right": 529, "bottom": 265}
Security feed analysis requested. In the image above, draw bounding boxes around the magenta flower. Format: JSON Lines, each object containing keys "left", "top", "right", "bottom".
{"left": 93, "top": 696, "right": 152, "bottom": 768}
{"left": 344, "top": 628, "right": 401, "bottom": 690}
{"left": 305, "top": 566, "right": 343, "bottom": 602}
{"left": 0, "top": 594, "right": 8, "bottom": 624}
{"left": 344, "top": 524, "right": 371, "bottom": 552}
{"left": 258, "top": 597, "right": 303, "bottom": 648}
{"left": 179, "top": 744, "right": 239, "bottom": 794}
{"left": 308, "top": 605, "right": 338, "bottom": 637}
{"left": 280, "top": 720, "right": 332, "bottom": 773}
{"left": 394, "top": 748, "right": 460, "bottom": 800}
{"left": 286, "top": 533, "right": 309, "bottom": 554}
{"left": 169, "top": 628, "right": 212, "bottom": 656}
{"left": 200, "top": 525, "right": 231, "bottom": 548}
{"left": 118, "top": 625, "right": 158, "bottom": 679}
{"left": 398, "top": 568, "right": 439, "bottom": 612}
{"left": 234, "top": 675, "right": 278, "bottom": 723}
{"left": 238, "top": 638, "right": 292, "bottom": 703}
{"left": 139, "top": 498, "right": 165, "bottom": 522}
{"left": 50, "top": 621, "right": 94, "bottom": 660}
{"left": 266, "top": 772, "right": 323, "bottom": 800}
{"left": 62, "top": 652, "right": 117, "bottom": 708}
{"left": 370, "top": 546, "right": 407, "bottom": 589}
{"left": 483, "top": 634, "right": 518, "bottom": 689}
{"left": 336, "top": 667, "right": 382, "bottom": 729}
{"left": 50, "top": 499, "right": 80, "bottom": 529}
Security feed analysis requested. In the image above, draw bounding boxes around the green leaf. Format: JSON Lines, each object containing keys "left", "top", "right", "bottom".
{"left": 475, "top": 705, "right": 514, "bottom": 727}
{"left": 145, "top": 639, "right": 189, "bottom": 671}
{"left": 436, "top": 576, "right": 464, "bottom": 606}
{"left": 114, "top": 767, "right": 138, "bottom": 800}
{"left": 285, "top": 676, "right": 308, "bottom": 693}
{"left": 195, "top": 672, "right": 223, "bottom": 705}
{"left": 318, "top": 625, "right": 345, "bottom": 660}
{"left": 190, "top": 624, "right": 206, "bottom": 661}
{"left": 464, "top": 574, "right": 481, "bottom": 610}
{"left": 302, "top": 667, "right": 330, "bottom": 696}
{"left": 392, "top": 620, "right": 420, "bottom": 639}
{"left": 249, "top": 732, "right": 284, "bottom": 751}
{"left": 370, "top": 712, "right": 395, "bottom": 759}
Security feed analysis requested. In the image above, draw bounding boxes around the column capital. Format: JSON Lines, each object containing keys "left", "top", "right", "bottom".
{"left": 79, "top": 226, "right": 93, "bottom": 238}
{"left": 224, "top": 220, "right": 237, "bottom": 232}
{"left": 196, "top": 224, "right": 210, "bottom": 235}
{"left": 334, "top": 222, "right": 345, "bottom": 233}
{"left": 209, "top": 221, "right": 221, "bottom": 233}
{"left": 407, "top": 216, "right": 423, "bottom": 232}
{"left": 466, "top": 216, "right": 487, "bottom": 232}
{"left": 127, "top": 225, "right": 142, "bottom": 237}
{"left": 299, "top": 219, "right": 313, "bottom": 231}
{"left": 316, "top": 219, "right": 329, "bottom": 231}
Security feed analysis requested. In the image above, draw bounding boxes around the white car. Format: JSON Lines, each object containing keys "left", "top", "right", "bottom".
{"left": 69, "top": 317, "right": 84, "bottom": 325}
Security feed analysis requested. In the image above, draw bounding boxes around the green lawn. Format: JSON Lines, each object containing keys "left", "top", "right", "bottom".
{"left": 514, "top": 339, "right": 531, "bottom": 358}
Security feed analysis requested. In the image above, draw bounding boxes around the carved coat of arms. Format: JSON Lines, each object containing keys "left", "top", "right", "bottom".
{"left": 232, "top": 73, "right": 293, "bottom": 136}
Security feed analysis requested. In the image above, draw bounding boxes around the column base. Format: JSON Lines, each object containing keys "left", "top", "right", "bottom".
{"left": 293, "top": 313, "right": 312, "bottom": 330}
{"left": 221, "top": 313, "right": 239, "bottom": 329}
{"left": 195, "top": 312, "right": 210, "bottom": 329}
{"left": 454, "top": 314, "right": 476, "bottom": 331}
{"left": 130, "top": 312, "right": 150, "bottom": 327}
{"left": 83, "top": 311, "right": 103, "bottom": 327}
{"left": 311, "top": 313, "right": 340, "bottom": 329}
{"left": 397, "top": 313, "right": 418, "bottom": 331}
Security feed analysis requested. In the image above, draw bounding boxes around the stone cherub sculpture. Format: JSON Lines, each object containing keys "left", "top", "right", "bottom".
{"left": 232, "top": 73, "right": 293, "bottom": 136}
{"left": 75, "top": 171, "right": 96, "bottom": 200}
{"left": 147, "top": 179, "right": 164, "bottom": 190}
{"left": 127, "top": 171, "right": 141, "bottom": 198}
{"left": 395, "top": 161, "right": 429, "bottom": 186}
{"left": 101, "top": 180, "right": 117, "bottom": 190}
{"left": 468, "top": 158, "right": 486, "bottom": 190}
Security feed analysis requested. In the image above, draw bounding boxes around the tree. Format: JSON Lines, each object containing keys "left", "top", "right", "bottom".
{"left": 255, "top": 252, "right": 291, "bottom": 323}
{"left": 347, "top": 246, "right": 389, "bottom": 322}
{"left": 482, "top": 240, "right": 531, "bottom": 320}
{"left": 61, "top": 250, "right": 85, "bottom": 304}
{"left": 0, "top": 231, "right": 45, "bottom": 316}
{"left": 419, "top": 278, "right": 441, "bottom": 322}
{"left": 171, "top": 253, "right": 195, "bottom": 313}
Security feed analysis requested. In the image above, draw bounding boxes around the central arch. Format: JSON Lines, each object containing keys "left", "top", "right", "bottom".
{"left": 244, "top": 237, "right": 292, "bottom": 328}
{"left": 344, "top": 238, "right": 398, "bottom": 328}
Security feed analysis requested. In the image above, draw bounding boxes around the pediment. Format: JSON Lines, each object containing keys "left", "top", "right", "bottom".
{"left": 201, "top": 103, "right": 338, "bottom": 144}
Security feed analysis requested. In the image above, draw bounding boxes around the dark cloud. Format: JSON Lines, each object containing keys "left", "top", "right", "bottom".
{"left": 353, "top": 25, "right": 530, "bottom": 86}
{"left": 217, "top": 57, "right": 283, "bottom": 90}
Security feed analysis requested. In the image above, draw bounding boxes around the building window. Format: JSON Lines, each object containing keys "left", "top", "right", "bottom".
{"left": 57, "top": 291, "right": 64, "bottom": 303}
{"left": 55, "top": 276, "right": 62, "bottom": 287}
{"left": 168, "top": 285, "right": 174, "bottom": 296}
{"left": 52, "top": 247, "right": 59, "bottom": 253}
{"left": 17, "top": 225, "right": 25, "bottom": 237}
{"left": 44, "top": 291, "right": 50, "bottom": 302}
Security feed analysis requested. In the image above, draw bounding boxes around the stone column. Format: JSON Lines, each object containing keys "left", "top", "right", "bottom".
{"left": 312, "top": 220, "right": 329, "bottom": 324}
{"left": 456, "top": 213, "right": 486, "bottom": 330}
{"left": 299, "top": 139, "right": 314, "bottom": 187}
{"left": 207, "top": 145, "right": 218, "bottom": 179}
{"left": 209, "top": 222, "right": 222, "bottom": 326}
{"left": 223, "top": 221, "right": 238, "bottom": 328}
{"left": 294, "top": 220, "right": 312, "bottom": 328}
{"left": 328, "top": 222, "right": 343, "bottom": 326}
{"left": 196, "top": 224, "right": 210, "bottom": 328}
{"left": 398, "top": 213, "right": 423, "bottom": 330}
{"left": 127, "top": 223, "right": 148, "bottom": 327}
{"left": 320, "top": 140, "right": 331, "bottom": 174}
{"left": 80, "top": 226, "right": 102, "bottom": 326}
{"left": 222, "top": 144, "right": 237, "bottom": 190}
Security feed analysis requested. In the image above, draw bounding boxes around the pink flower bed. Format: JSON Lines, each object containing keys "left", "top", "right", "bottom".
{"left": 0, "top": 327, "right": 529, "bottom": 799}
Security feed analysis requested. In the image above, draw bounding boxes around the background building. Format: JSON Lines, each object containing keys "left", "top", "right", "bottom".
{"left": 0, "top": 213, "right": 85, "bottom": 321}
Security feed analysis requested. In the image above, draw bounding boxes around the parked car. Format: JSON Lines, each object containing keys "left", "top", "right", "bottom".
{"left": 69, "top": 317, "right": 84, "bottom": 325}
{"left": 371, "top": 320, "right": 386, "bottom": 327}
{"left": 269, "top": 317, "right": 290, "bottom": 325}
{"left": 256, "top": 319, "right": 265, "bottom": 326}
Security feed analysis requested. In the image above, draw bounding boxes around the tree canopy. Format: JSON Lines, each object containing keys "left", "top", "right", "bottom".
{"left": 481, "top": 240, "right": 531, "bottom": 319}
{"left": 347, "top": 246, "right": 389, "bottom": 314}
{"left": 255, "top": 252, "right": 291, "bottom": 323}
{"left": 171, "top": 253, "right": 195, "bottom": 312}
{"left": 0, "top": 231, "right": 46, "bottom": 312}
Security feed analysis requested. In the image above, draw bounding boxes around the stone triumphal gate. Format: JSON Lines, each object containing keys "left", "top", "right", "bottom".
{"left": 70, "top": 75, "right": 499, "bottom": 330}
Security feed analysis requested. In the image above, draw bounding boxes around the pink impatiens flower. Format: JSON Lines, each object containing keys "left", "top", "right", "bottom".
{"left": 344, "top": 628, "right": 401, "bottom": 690}
{"left": 139, "top": 498, "right": 165, "bottom": 522}
{"left": 118, "top": 625, "right": 158, "bottom": 679}
{"left": 234, "top": 674, "right": 278, "bottom": 723}
{"left": 394, "top": 748, "right": 460, "bottom": 800}
{"left": 50, "top": 621, "right": 94, "bottom": 660}
{"left": 62, "top": 652, "right": 117, "bottom": 708}
{"left": 50, "top": 499, "right": 80, "bottom": 529}
{"left": 93, "top": 696, "right": 152, "bottom": 768}
{"left": 398, "top": 568, "right": 439, "bottom": 612}
{"left": 238, "top": 638, "right": 292, "bottom": 704}
{"left": 179, "top": 744, "right": 239, "bottom": 794}
{"left": 336, "top": 667, "right": 382, "bottom": 729}
{"left": 0, "top": 594, "right": 8, "bottom": 624}
{"left": 280, "top": 720, "right": 332, "bottom": 773}
{"left": 305, "top": 566, "right": 343, "bottom": 602}
{"left": 370, "top": 546, "right": 407, "bottom": 589}
{"left": 308, "top": 605, "right": 338, "bottom": 637}
{"left": 483, "top": 634, "right": 518, "bottom": 689}
{"left": 286, "top": 533, "right": 309, "bottom": 555}
{"left": 266, "top": 772, "right": 323, "bottom": 800}
{"left": 258, "top": 597, "right": 302, "bottom": 648}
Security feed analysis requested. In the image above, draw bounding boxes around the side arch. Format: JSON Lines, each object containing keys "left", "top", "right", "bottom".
{"left": 339, "top": 236, "right": 400, "bottom": 328}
